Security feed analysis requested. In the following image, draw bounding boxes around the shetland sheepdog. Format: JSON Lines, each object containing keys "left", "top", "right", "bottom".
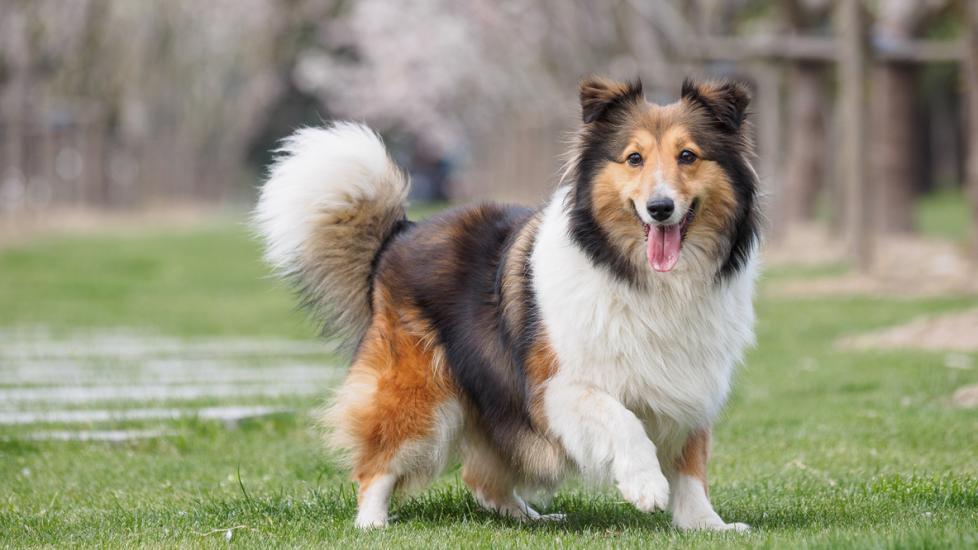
{"left": 254, "top": 77, "right": 759, "bottom": 530}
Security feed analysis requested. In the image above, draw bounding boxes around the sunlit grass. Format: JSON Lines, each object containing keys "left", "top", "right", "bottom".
{"left": 1, "top": 204, "right": 976, "bottom": 548}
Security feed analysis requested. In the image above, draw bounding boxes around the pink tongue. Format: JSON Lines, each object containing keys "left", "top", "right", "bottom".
{"left": 647, "top": 224, "right": 682, "bottom": 272}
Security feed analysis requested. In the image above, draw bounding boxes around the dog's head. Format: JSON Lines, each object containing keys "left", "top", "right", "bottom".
{"left": 566, "top": 76, "right": 758, "bottom": 284}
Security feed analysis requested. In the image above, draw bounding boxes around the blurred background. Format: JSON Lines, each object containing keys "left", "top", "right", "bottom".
{"left": 2, "top": 3, "right": 978, "bottom": 545}
{"left": 1, "top": 0, "right": 977, "bottom": 274}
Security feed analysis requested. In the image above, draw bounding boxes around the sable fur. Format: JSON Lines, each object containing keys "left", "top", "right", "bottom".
{"left": 254, "top": 76, "right": 760, "bottom": 531}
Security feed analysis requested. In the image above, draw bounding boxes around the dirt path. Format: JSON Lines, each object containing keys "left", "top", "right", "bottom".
{"left": 765, "top": 225, "right": 978, "bottom": 298}
{"left": 837, "top": 308, "right": 978, "bottom": 353}
{"left": 0, "top": 205, "right": 218, "bottom": 249}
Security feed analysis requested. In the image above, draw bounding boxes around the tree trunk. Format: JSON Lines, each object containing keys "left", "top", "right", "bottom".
{"left": 753, "top": 63, "right": 785, "bottom": 238}
{"left": 966, "top": 2, "right": 978, "bottom": 260}
{"left": 1, "top": 12, "right": 32, "bottom": 215}
{"left": 868, "top": 0, "right": 953, "bottom": 233}
{"left": 781, "top": 0, "right": 832, "bottom": 227}
{"left": 870, "top": 61, "right": 918, "bottom": 232}
{"left": 784, "top": 62, "right": 828, "bottom": 223}
{"left": 838, "top": 0, "right": 872, "bottom": 269}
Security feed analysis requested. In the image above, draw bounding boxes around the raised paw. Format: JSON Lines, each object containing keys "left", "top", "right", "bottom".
{"left": 617, "top": 469, "right": 670, "bottom": 513}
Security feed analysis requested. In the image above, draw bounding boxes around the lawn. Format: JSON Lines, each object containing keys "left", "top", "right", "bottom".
{"left": 1, "top": 203, "right": 976, "bottom": 548}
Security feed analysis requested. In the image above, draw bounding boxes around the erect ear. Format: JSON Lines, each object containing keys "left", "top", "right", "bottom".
{"left": 579, "top": 76, "right": 644, "bottom": 124}
{"left": 681, "top": 78, "right": 751, "bottom": 133}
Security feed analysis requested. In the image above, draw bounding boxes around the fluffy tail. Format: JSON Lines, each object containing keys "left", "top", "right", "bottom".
{"left": 253, "top": 122, "right": 409, "bottom": 348}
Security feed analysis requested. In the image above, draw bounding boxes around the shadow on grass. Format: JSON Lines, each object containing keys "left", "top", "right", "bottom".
{"left": 356, "top": 474, "right": 978, "bottom": 532}
{"left": 392, "top": 485, "right": 674, "bottom": 533}
{"left": 181, "top": 483, "right": 677, "bottom": 534}
{"left": 0, "top": 439, "right": 42, "bottom": 454}
{"left": 57, "top": 473, "right": 970, "bottom": 541}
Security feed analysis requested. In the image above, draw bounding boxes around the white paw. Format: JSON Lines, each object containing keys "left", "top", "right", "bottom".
{"left": 617, "top": 469, "right": 670, "bottom": 513}
{"left": 354, "top": 511, "right": 388, "bottom": 529}
{"left": 675, "top": 518, "right": 750, "bottom": 533}
{"left": 700, "top": 521, "right": 750, "bottom": 533}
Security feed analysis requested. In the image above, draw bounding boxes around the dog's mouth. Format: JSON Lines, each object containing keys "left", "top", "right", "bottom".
{"left": 642, "top": 199, "right": 698, "bottom": 273}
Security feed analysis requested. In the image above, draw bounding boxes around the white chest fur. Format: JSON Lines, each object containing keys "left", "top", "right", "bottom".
{"left": 531, "top": 189, "right": 757, "bottom": 442}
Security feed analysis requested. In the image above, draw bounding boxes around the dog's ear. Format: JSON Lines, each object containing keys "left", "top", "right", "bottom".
{"left": 579, "top": 76, "right": 643, "bottom": 124}
{"left": 681, "top": 78, "right": 751, "bottom": 133}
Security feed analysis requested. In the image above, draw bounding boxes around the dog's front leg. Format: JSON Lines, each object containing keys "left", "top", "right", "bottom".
{"left": 543, "top": 381, "right": 669, "bottom": 512}
{"left": 668, "top": 428, "right": 750, "bottom": 532}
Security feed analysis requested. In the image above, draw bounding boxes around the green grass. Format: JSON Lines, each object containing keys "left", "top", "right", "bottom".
{"left": 1, "top": 205, "right": 977, "bottom": 548}
{"left": 915, "top": 188, "right": 974, "bottom": 244}
{"left": 0, "top": 220, "right": 311, "bottom": 339}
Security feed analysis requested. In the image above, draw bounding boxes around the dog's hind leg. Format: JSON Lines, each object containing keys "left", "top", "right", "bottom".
{"left": 350, "top": 394, "right": 460, "bottom": 529}
{"left": 460, "top": 425, "right": 563, "bottom": 522}
{"left": 351, "top": 396, "right": 460, "bottom": 529}
{"left": 355, "top": 472, "right": 397, "bottom": 528}
{"left": 322, "top": 298, "right": 461, "bottom": 528}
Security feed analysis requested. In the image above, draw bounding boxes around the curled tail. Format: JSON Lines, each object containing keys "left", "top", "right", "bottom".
{"left": 254, "top": 122, "right": 409, "bottom": 348}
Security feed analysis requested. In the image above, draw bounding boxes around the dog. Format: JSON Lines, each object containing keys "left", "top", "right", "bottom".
{"left": 254, "top": 76, "right": 759, "bottom": 531}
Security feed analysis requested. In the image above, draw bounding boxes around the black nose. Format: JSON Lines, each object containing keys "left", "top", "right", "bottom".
{"left": 646, "top": 198, "right": 675, "bottom": 222}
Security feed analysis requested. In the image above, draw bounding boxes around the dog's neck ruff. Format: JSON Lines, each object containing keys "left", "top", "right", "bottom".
{"left": 530, "top": 187, "right": 758, "bottom": 432}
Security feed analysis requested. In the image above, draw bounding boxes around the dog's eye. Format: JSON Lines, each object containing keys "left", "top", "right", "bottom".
{"left": 678, "top": 149, "right": 697, "bottom": 165}
{"left": 626, "top": 152, "right": 643, "bottom": 167}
